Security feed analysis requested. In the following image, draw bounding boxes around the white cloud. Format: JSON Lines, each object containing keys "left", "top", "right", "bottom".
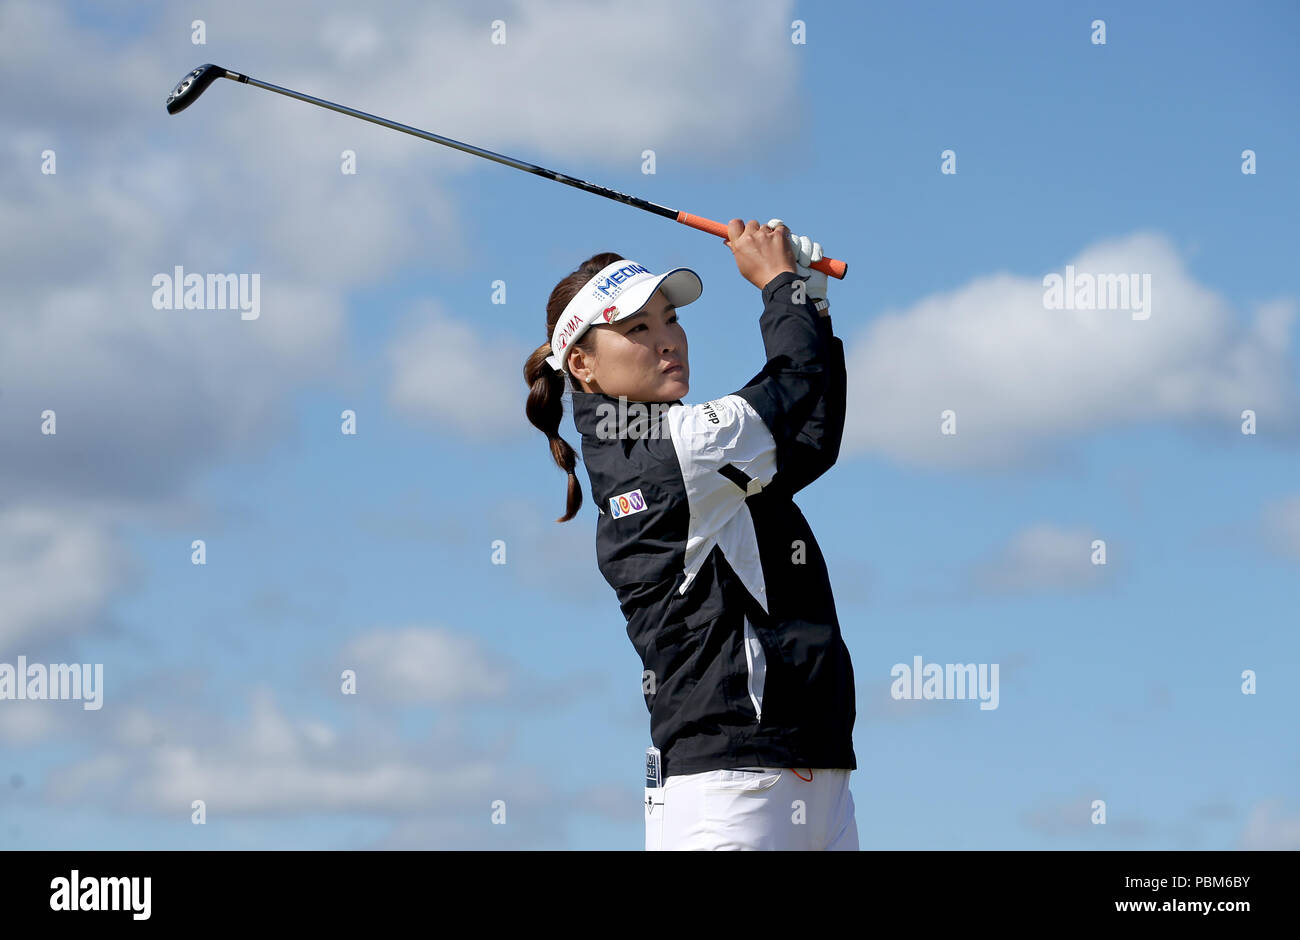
{"left": 318, "top": 13, "right": 383, "bottom": 66}
{"left": 386, "top": 300, "right": 528, "bottom": 439}
{"left": 40, "top": 684, "right": 552, "bottom": 835}
{"left": 339, "top": 626, "right": 511, "bottom": 705}
{"left": 0, "top": 700, "right": 63, "bottom": 744}
{"left": 1021, "top": 791, "right": 1150, "bottom": 840}
{"left": 970, "top": 524, "right": 1107, "bottom": 595}
{"left": 1238, "top": 799, "right": 1300, "bottom": 850}
{"left": 843, "top": 232, "right": 1298, "bottom": 467}
{"left": 1260, "top": 495, "right": 1300, "bottom": 560}
{"left": 0, "top": 274, "right": 347, "bottom": 509}
{"left": 0, "top": 506, "right": 129, "bottom": 649}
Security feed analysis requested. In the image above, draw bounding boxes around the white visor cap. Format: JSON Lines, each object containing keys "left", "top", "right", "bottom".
{"left": 546, "top": 259, "right": 703, "bottom": 375}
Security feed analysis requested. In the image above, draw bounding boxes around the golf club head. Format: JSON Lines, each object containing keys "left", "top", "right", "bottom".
{"left": 165, "top": 64, "right": 226, "bottom": 114}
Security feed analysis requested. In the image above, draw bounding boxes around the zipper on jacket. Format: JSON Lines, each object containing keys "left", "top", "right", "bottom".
{"left": 742, "top": 615, "right": 766, "bottom": 723}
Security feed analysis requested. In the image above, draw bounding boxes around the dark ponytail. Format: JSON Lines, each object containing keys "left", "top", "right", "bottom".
{"left": 525, "top": 252, "right": 625, "bottom": 522}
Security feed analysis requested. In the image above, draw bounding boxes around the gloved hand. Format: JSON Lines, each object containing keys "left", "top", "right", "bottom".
{"left": 766, "top": 219, "right": 827, "bottom": 308}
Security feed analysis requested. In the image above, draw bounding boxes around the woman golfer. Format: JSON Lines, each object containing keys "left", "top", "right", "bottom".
{"left": 524, "top": 218, "right": 857, "bottom": 850}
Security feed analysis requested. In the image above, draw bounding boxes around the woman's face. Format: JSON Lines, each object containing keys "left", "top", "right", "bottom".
{"left": 572, "top": 288, "right": 689, "bottom": 402}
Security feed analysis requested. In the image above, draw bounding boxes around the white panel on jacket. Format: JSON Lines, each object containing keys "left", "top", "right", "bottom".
{"left": 664, "top": 394, "right": 778, "bottom": 614}
{"left": 744, "top": 615, "right": 767, "bottom": 718}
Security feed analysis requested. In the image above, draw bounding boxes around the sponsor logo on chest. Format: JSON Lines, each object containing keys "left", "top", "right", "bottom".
{"left": 609, "top": 488, "right": 648, "bottom": 519}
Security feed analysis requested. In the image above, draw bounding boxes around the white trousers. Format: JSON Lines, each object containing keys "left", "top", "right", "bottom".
{"left": 645, "top": 767, "right": 858, "bottom": 850}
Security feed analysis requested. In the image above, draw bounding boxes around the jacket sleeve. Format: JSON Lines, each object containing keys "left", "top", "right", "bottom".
{"left": 732, "top": 271, "right": 846, "bottom": 496}
{"left": 661, "top": 271, "right": 843, "bottom": 500}
{"left": 753, "top": 315, "right": 846, "bottom": 496}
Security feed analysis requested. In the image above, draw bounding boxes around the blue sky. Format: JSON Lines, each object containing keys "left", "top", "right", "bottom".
{"left": 1, "top": 0, "right": 1297, "bottom": 850}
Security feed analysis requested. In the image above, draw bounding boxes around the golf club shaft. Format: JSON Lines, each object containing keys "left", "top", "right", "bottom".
{"left": 177, "top": 66, "right": 848, "bottom": 279}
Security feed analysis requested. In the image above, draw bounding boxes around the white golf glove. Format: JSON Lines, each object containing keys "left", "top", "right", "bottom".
{"left": 766, "top": 218, "right": 828, "bottom": 310}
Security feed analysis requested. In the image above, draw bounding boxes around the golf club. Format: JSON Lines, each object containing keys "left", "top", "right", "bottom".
{"left": 165, "top": 64, "right": 849, "bottom": 279}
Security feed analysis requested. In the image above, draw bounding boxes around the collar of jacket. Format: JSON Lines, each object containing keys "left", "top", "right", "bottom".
{"left": 570, "top": 390, "right": 684, "bottom": 444}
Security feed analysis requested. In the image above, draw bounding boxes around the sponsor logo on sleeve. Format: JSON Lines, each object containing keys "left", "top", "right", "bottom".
{"left": 609, "top": 488, "right": 648, "bottom": 519}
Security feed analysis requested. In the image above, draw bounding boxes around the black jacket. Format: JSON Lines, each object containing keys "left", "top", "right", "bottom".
{"left": 570, "top": 271, "right": 856, "bottom": 778}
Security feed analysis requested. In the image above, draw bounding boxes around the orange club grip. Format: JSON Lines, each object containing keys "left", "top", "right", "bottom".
{"left": 676, "top": 211, "right": 848, "bottom": 279}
